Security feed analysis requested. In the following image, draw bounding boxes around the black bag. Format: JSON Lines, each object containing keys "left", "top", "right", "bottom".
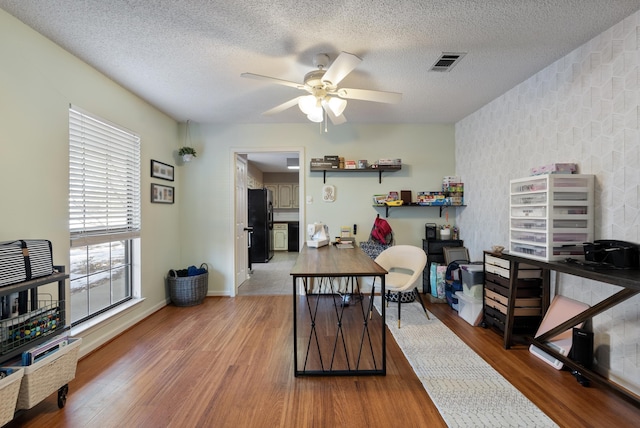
{"left": 0, "top": 240, "right": 54, "bottom": 287}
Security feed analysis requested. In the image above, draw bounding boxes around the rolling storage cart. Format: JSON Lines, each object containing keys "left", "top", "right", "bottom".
{"left": 0, "top": 265, "right": 80, "bottom": 423}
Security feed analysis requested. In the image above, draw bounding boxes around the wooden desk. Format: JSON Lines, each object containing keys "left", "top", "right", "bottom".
{"left": 500, "top": 251, "right": 640, "bottom": 405}
{"left": 290, "top": 244, "right": 388, "bottom": 376}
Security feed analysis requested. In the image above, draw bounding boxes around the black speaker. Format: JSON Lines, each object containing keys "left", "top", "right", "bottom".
{"left": 570, "top": 327, "right": 594, "bottom": 369}
{"left": 425, "top": 223, "right": 437, "bottom": 240}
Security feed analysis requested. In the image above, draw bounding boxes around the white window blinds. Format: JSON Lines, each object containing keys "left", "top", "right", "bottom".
{"left": 69, "top": 106, "right": 141, "bottom": 247}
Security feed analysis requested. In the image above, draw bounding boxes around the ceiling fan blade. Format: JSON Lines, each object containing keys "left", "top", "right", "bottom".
{"left": 322, "top": 52, "right": 362, "bottom": 86}
{"left": 263, "top": 96, "right": 303, "bottom": 115}
{"left": 337, "top": 87, "right": 402, "bottom": 104}
{"left": 241, "top": 72, "right": 303, "bottom": 90}
{"left": 323, "top": 104, "right": 347, "bottom": 125}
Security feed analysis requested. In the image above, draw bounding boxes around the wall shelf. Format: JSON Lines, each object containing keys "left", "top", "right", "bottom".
{"left": 310, "top": 166, "right": 401, "bottom": 183}
{"left": 374, "top": 203, "right": 466, "bottom": 218}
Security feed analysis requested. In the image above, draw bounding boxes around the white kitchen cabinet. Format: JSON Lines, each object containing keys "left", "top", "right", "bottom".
{"left": 509, "top": 174, "right": 594, "bottom": 261}
{"left": 273, "top": 223, "right": 288, "bottom": 250}
{"left": 265, "top": 184, "right": 278, "bottom": 206}
{"left": 265, "top": 184, "right": 297, "bottom": 208}
{"left": 277, "top": 184, "right": 294, "bottom": 208}
{"left": 293, "top": 184, "right": 299, "bottom": 208}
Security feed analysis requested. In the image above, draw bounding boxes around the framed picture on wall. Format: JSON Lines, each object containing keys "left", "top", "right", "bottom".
{"left": 151, "top": 159, "right": 174, "bottom": 181}
{"left": 151, "top": 183, "right": 174, "bottom": 204}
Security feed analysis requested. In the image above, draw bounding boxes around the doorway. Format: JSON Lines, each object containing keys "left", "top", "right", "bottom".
{"left": 232, "top": 147, "right": 304, "bottom": 296}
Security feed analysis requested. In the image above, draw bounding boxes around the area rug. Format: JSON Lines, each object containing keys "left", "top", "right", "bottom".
{"left": 374, "top": 298, "right": 558, "bottom": 427}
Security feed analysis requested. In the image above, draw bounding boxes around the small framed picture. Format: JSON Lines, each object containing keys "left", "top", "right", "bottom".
{"left": 151, "top": 183, "right": 174, "bottom": 204}
{"left": 322, "top": 184, "right": 336, "bottom": 202}
{"left": 151, "top": 159, "right": 174, "bottom": 181}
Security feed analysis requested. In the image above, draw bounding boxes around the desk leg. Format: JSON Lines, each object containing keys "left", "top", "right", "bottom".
{"left": 354, "top": 276, "right": 378, "bottom": 370}
{"left": 294, "top": 274, "right": 386, "bottom": 376}
{"left": 293, "top": 275, "right": 298, "bottom": 376}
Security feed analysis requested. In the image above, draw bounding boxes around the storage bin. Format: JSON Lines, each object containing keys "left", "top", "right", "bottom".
{"left": 168, "top": 264, "right": 208, "bottom": 307}
{"left": 454, "top": 292, "right": 483, "bottom": 326}
{"left": 0, "top": 367, "right": 23, "bottom": 426}
{"left": 511, "top": 178, "right": 547, "bottom": 193}
{"left": 511, "top": 193, "right": 547, "bottom": 205}
{"left": 460, "top": 265, "right": 483, "bottom": 298}
{"left": 510, "top": 243, "right": 547, "bottom": 258}
{"left": 511, "top": 218, "right": 547, "bottom": 230}
{"left": 511, "top": 230, "right": 546, "bottom": 243}
{"left": 511, "top": 206, "right": 546, "bottom": 217}
{"left": 14, "top": 338, "right": 81, "bottom": 410}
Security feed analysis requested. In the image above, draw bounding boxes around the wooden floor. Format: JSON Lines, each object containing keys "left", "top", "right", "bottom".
{"left": 6, "top": 295, "right": 640, "bottom": 428}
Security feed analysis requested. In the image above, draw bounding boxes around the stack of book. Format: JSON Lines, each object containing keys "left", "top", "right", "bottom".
{"left": 21, "top": 333, "right": 69, "bottom": 366}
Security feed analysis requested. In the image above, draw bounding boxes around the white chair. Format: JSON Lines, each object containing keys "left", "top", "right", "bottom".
{"left": 368, "top": 245, "right": 430, "bottom": 328}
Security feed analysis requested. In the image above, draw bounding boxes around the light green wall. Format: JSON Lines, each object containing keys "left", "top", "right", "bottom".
{"left": 182, "top": 123, "right": 455, "bottom": 295}
{"left": 0, "top": 10, "right": 181, "bottom": 356}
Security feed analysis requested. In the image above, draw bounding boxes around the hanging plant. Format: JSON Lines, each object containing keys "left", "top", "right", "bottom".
{"left": 179, "top": 119, "right": 197, "bottom": 162}
{"left": 178, "top": 146, "right": 197, "bottom": 162}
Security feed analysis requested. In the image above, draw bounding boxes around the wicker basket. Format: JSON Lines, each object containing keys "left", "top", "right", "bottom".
{"left": 0, "top": 367, "right": 23, "bottom": 426}
{"left": 168, "top": 263, "right": 208, "bottom": 306}
{"left": 15, "top": 338, "right": 81, "bottom": 410}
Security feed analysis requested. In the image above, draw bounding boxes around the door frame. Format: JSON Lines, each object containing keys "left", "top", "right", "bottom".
{"left": 230, "top": 147, "right": 305, "bottom": 296}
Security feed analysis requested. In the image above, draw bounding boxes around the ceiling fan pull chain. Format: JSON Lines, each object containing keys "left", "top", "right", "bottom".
{"left": 324, "top": 110, "right": 328, "bottom": 133}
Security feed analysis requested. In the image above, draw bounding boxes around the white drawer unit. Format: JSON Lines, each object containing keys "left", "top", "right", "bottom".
{"left": 509, "top": 174, "right": 594, "bottom": 261}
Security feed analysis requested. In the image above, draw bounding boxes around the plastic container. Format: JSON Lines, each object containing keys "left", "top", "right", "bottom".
{"left": 455, "top": 292, "right": 483, "bottom": 326}
{"left": 460, "top": 264, "right": 484, "bottom": 299}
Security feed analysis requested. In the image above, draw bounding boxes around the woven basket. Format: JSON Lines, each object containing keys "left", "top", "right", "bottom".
{"left": 16, "top": 338, "right": 81, "bottom": 410}
{"left": 168, "top": 263, "right": 208, "bottom": 306}
{"left": 0, "top": 368, "right": 23, "bottom": 426}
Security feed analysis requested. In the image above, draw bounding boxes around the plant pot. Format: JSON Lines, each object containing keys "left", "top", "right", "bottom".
{"left": 182, "top": 154, "right": 193, "bottom": 162}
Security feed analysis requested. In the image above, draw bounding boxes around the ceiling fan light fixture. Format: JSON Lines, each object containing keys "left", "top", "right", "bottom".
{"left": 307, "top": 107, "right": 323, "bottom": 123}
{"left": 325, "top": 96, "right": 347, "bottom": 116}
{"left": 298, "top": 95, "right": 317, "bottom": 114}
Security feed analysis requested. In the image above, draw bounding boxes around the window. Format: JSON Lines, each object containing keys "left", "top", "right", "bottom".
{"left": 68, "top": 106, "right": 141, "bottom": 326}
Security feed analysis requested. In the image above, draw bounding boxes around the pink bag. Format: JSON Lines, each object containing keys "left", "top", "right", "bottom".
{"left": 371, "top": 215, "right": 393, "bottom": 245}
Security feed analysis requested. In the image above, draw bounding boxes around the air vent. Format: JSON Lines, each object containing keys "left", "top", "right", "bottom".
{"left": 430, "top": 52, "right": 466, "bottom": 72}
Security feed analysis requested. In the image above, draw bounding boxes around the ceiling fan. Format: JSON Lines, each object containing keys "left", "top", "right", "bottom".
{"left": 241, "top": 52, "right": 402, "bottom": 125}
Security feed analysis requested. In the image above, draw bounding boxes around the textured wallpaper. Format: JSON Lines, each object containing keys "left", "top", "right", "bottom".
{"left": 456, "top": 10, "right": 640, "bottom": 393}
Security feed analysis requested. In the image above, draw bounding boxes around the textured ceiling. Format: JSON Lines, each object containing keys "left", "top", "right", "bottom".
{"left": 1, "top": 1, "right": 639, "bottom": 126}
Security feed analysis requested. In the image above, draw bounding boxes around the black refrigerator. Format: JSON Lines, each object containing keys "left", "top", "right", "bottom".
{"left": 248, "top": 188, "right": 274, "bottom": 263}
